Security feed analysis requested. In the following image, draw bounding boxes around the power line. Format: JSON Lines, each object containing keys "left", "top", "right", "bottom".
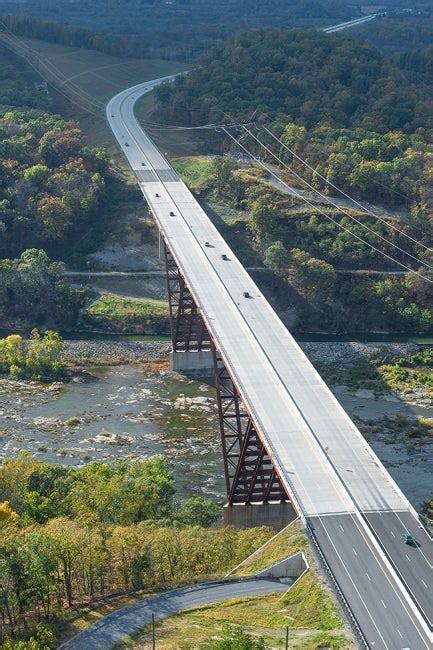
{"left": 262, "top": 125, "right": 432, "bottom": 253}
{"left": 221, "top": 127, "right": 432, "bottom": 284}
{"left": 241, "top": 124, "right": 432, "bottom": 271}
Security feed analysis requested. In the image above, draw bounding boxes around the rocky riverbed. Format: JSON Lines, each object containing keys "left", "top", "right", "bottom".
{"left": 0, "top": 340, "right": 431, "bottom": 508}
{"left": 61, "top": 339, "right": 418, "bottom": 364}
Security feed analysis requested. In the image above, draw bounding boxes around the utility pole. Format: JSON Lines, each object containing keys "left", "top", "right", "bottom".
{"left": 285, "top": 625, "right": 289, "bottom": 649}
{"left": 152, "top": 613, "right": 156, "bottom": 649}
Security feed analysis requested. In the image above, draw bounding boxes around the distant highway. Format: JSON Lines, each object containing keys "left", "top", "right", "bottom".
{"left": 106, "top": 78, "right": 433, "bottom": 648}
{"left": 323, "top": 14, "right": 378, "bottom": 34}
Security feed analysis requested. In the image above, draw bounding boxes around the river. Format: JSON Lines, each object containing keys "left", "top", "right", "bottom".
{"left": 0, "top": 350, "right": 432, "bottom": 509}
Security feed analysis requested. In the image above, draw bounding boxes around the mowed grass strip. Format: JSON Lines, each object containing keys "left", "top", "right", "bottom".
{"left": 171, "top": 156, "right": 215, "bottom": 193}
{"left": 122, "top": 587, "right": 350, "bottom": 649}
{"left": 83, "top": 293, "right": 169, "bottom": 334}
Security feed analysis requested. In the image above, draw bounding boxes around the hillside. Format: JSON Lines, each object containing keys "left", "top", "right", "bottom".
{"left": 0, "top": 0, "right": 355, "bottom": 60}
{"left": 156, "top": 28, "right": 433, "bottom": 133}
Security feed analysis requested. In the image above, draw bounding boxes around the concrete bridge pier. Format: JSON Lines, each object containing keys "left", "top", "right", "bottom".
{"left": 224, "top": 502, "right": 297, "bottom": 531}
{"left": 170, "top": 350, "right": 214, "bottom": 374}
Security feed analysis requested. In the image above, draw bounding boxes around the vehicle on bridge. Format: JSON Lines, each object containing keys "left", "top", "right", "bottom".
{"left": 401, "top": 533, "right": 415, "bottom": 545}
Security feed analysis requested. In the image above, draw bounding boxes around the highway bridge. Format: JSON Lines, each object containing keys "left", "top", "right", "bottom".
{"left": 107, "top": 79, "right": 433, "bottom": 649}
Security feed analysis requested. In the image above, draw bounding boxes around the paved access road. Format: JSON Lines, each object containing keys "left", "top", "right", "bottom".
{"left": 59, "top": 578, "right": 290, "bottom": 649}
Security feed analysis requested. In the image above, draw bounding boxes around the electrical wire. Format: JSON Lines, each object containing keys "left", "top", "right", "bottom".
{"left": 240, "top": 124, "right": 432, "bottom": 270}
{"left": 221, "top": 127, "right": 432, "bottom": 283}
{"left": 262, "top": 124, "right": 432, "bottom": 253}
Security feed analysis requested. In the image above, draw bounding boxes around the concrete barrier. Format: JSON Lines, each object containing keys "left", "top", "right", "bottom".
{"left": 255, "top": 551, "right": 308, "bottom": 579}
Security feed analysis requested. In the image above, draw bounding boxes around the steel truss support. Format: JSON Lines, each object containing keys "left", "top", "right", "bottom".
{"left": 163, "top": 236, "right": 290, "bottom": 507}
{"left": 212, "top": 343, "right": 290, "bottom": 505}
{"left": 163, "top": 240, "right": 211, "bottom": 352}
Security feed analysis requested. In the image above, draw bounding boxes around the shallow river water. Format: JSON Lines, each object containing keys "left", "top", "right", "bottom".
{"left": 0, "top": 364, "right": 432, "bottom": 509}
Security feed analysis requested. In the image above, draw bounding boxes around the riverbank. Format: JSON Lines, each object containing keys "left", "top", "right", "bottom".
{"left": 62, "top": 339, "right": 418, "bottom": 365}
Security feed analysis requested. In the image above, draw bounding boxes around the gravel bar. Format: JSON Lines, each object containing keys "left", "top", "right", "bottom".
{"left": 63, "top": 340, "right": 420, "bottom": 364}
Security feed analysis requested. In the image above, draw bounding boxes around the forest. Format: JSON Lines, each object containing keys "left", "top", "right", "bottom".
{"left": 0, "top": 1, "right": 355, "bottom": 60}
{"left": 0, "top": 43, "right": 134, "bottom": 330}
{"left": 155, "top": 29, "right": 433, "bottom": 132}
{"left": 0, "top": 454, "right": 269, "bottom": 645}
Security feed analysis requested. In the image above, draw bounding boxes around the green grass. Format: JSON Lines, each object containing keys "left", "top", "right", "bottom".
{"left": 3, "top": 35, "right": 188, "bottom": 152}
{"left": 121, "top": 589, "right": 350, "bottom": 649}
{"left": 171, "top": 156, "right": 215, "bottom": 193}
{"left": 233, "top": 520, "right": 308, "bottom": 577}
{"left": 82, "top": 293, "right": 169, "bottom": 335}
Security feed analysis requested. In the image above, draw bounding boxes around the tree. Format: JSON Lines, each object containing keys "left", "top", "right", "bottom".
{"left": 36, "top": 196, "right": 72, "bottom": 241}
{"left": 264, "top": 241, "right": 290, "bottom": 274}
{"left": 213, "top": 157, "right": 236, "bottom": 197}
{"left": 176, "top": 497, "right": 220, "bottom": 527}
{"left": 289, "top": 248, "right": 336, "bottom": 304}
{"left": 248, "top": 200, "right": 279, "bottom": 246}
{"left": 23, "top": 165, "right": 50, "bottom": 187}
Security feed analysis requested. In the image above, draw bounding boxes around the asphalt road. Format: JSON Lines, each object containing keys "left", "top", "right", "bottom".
{"left": 365, "top": 510, "right": 433, "bottom": 627}
{"left": 59, "top": 578, "right": 290, "bottom": 650}
{"left": 309, "top": 514, "right": 431, "bottom": 648}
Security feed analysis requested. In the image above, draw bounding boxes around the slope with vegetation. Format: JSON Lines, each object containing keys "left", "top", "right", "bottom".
{"left": 0, "top": 2, "right": 356, "bottom": 60}
{"left": 0, "top": 454, "right": 268, "bottom": 646}
{"left": 156, "top": 29, "right": 433, "bottom": 132}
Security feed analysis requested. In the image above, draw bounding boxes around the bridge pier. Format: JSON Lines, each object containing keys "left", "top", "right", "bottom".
{"left": 170, "top": 350, "right": 214, "bottom": 373}
{"left": 224, "top": 502, "right": 297, "bottom": 531}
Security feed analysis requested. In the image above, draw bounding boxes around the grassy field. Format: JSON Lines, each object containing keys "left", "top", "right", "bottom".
{"left": 82, "top": 293, "right": 169, "bottom": 334}
{"left": 171, "top": 156, "right": 214, "bottom": 192}
{"left": 0, "top": 35, "right": 188, "bottom": 152}
{"left": 122, "top": 592, "right": 351, "bottom": 649}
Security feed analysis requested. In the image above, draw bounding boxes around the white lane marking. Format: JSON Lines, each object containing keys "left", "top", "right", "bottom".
{"left": 381, "top": 599, "right": 387, "bottom": 609}
{"left": 366, "top": 573, "right": 371, "bottom": 581}
{"left": 405, "top": 554, "right": 411, "bottom": 562}
{"left": 353, "top": 547, "right": 358, "bottom": 556}
{"left": 350, "top": 514, "right": 430, "bottom": 649}
{"left": 391, "top": 530, "right": 395, "bottom": 538}
{"left": 421, "top": 580, "right": 428, "bottom": 589}
{"left": 339, "top": 524, "right": 344, "bottom": 532}
{"left": 397, "top": 629, "right": 403, "bottom": 638}
{"left": 395, "top": 512, "right": 433, "bottom": 569}
{"left": 318, "top": 518, "right": 389, "bottom": 650}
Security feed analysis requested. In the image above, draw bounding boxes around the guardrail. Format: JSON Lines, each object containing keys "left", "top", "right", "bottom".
{"left": 306, "top": 524, "right": 369, "bottom": 649}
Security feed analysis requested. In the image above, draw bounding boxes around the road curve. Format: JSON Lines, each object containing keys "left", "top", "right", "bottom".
{"left": 59, "top": 578, "right": 290, "bottom": 650}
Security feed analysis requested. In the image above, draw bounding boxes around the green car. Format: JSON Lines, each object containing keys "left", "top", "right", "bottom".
{"left": 401, "top": 533, "right": 415, "bottom": 545}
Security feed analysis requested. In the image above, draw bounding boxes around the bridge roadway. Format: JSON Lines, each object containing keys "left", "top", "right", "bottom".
{"left": 107, "top": 79, "right": 433, "bottom": 649}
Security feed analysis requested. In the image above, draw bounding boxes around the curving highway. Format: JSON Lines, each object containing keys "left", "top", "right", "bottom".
{"left": 106, "top": 78, "right": 433, "bottom": 649}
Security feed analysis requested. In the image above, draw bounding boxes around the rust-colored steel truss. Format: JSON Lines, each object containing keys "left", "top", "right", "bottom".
{"left": 164, "top": 241, "right": 211, "bottom": 352}
{"left": 212, "top": 344, "right": 289, "bottom": 505}
{"left": 163, "top": 236, "right": 290, "bottom": 506}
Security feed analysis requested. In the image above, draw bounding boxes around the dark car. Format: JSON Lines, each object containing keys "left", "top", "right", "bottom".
{"left": 243, "top": 291, "right": 250, "bottom": 298}
{"left": 222, "top": 254, "right": 228, "bottom": 260}
{"left": 170, "top": 211, "right": 176, "bottom": 216}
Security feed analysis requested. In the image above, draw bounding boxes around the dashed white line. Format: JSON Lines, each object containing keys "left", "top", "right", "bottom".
{"left": 353, "top": 547, "right": 357, "bottom": 556}
{"left": 390, "top": 530, "right": 395, "bottom": 538}
{"left": 397, "top": 629, "right": 403, "bottom": 638}
{"left": 421, "top": 579, "right": 428, "bottom": 589}
{"left": 366, "top": 573, "right": 371, "bottom": 581}
{"left": 405, "top": 554, "right": 411, "bottom": 562}
{"left": 381, "top": 599, "right": 387, "bottom": 609}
